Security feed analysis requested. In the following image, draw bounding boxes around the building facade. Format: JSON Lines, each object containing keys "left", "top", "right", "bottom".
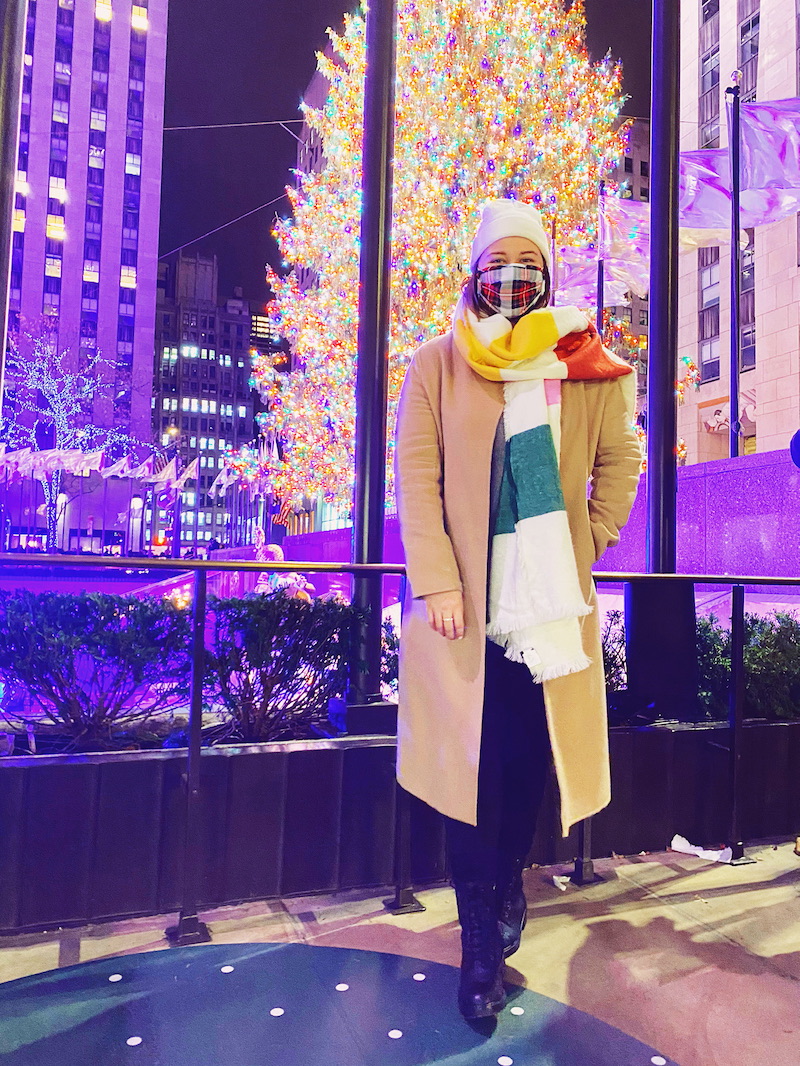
{"left": 153, "top": 252, "right": 261, "bottom": 549}
{"left": 678, "top": 0, "right": 798, "bottom": 461}
{"left": 608, "top": 116, "right": 651, "bottom": 406}
{"left": 8, "top": 0, "right": 166, "bottom": 443}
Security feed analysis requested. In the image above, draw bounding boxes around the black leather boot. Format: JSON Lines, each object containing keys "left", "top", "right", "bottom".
{"left": 453, "top": 880, "right": 506, "bottom": 1019}
{"left": 497, "top": 856, "right": 527, "bottom": 959}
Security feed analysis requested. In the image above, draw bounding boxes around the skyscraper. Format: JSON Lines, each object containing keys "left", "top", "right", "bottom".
{"left": 8, "top": 0, "right": 167, "bottom": 443}
{"left": 153, "top": 251, "right": 261, "bottom": 549}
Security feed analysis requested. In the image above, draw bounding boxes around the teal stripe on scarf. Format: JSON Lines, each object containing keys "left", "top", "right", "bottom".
{"left": 494, "top": 424, "right": 565, "bottom": 535}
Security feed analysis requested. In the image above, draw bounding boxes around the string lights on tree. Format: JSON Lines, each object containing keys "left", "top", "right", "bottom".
{"left": 0, "top": 327, "right": 143, "bottom": 548}
{"left": 252, "top": 0, "right": 628, "bottom": 511}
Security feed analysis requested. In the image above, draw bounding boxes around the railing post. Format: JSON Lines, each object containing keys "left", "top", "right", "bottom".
{"left": 166, "top": 567, "right": 212, "bottom": 944}
{"left": 384, "top": 782, "right": 425, "bottom": 914}
{"left": 571, "top": 817, "right": 602, "bottom": 885}
{"left": 728, "top": 583, "right": 754, "bottom": 865}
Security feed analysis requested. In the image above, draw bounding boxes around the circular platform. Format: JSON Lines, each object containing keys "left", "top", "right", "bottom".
{"left": 0, "top": 943, "right": 677, "bottom": 1065}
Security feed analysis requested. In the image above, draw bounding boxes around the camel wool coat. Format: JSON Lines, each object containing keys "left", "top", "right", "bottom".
{"left": 394, "top": 332, "right": 642, "bottom": 835}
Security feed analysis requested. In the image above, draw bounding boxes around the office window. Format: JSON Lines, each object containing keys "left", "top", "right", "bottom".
{"left": 740, "top": 230, "right": 756, "bottom": 370}
{"left": 698, "top": 246, "right": 720, "bottom": 381}
{"left": 739, "top": 13, "right": 759, "bottom": 101}
{"left": 702, "top": 0, "right": 719, "bottom": 20}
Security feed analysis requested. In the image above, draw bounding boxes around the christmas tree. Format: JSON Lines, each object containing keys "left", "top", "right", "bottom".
{"left": 254, "top": 0, "right": 627, "bottom": 512}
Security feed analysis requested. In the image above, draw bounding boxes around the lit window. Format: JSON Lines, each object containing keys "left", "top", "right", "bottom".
{"left": 52, "top": 101, "right": 69, "bottom": 123}
{"left": 15, "top": 176, "right": 29, "bottom": 195}
{"left": 217, "top": 438, "right": 225, "bottom": 451}
{"left": 90, "top": 110, "right": 107, "bottom": 131}
{"left": 162, "top": 398, "right": 170, "bottom": 410}
{"left": 161, "top": 433, "right": 170, "bottom": 446}
{"left": 181, "top": 398, "right": 189, "bottom": 411}
{"left": 190, "top": 399, "right": 199, "bottom": 413}
{"left": 120, "top": 266, "right": 136, "bottom": 288}
{"left": 125, "top": 153, "right": 141, "bottom": 176}
{"left": 46, "top": 215, "right": 66, "bottom": 240}
{"left": 237, "top": 405, "right": 246, "bottom": 417}
{"left": 131, "top": 5, "right": 148, "bottom": 30}
{"left": 200, "top": 399, "right": 209, "bottom": 413}
{"left": 88, "top": 146, "right": 105, "bottom": 169}
{"left": 45, "top": 256, "right": 62, "bottom": 277}
{"left": 95, "top": 0, "right": 112, "bottom": 21}
{"left": 189, "top": 437, "right": 197, "bottom": 448}
{"left": 199, "top": 437, "right": 207, "bottom": 450}
{"left": 12, "top": 209, "right": 25, "bottom": 233}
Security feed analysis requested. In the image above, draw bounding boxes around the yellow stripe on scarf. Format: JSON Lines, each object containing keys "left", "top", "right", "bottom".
{"left": 453, "top": 307, "right": 564, "bottom": 382}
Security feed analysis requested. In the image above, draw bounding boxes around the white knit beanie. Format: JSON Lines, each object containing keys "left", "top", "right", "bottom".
{"left": 469, "top": 199, "right": 551, "bottom": 273}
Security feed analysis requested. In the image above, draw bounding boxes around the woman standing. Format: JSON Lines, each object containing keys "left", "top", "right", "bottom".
{"left": 394, "top": 199, "right": 641, "bottom": 1019}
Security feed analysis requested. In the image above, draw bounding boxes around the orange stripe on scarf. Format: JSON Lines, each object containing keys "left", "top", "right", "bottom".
{"left": 555, "top": 322, "right": 632, "bottom": 381}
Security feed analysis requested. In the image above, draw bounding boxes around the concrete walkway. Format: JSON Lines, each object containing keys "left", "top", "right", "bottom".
{"left": 1, "top": 841, "right": 798, "bottom": 1066}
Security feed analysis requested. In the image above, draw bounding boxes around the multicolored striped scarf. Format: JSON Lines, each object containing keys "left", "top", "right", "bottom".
{"left": 453, "top": 298, "right": 634, "bottom": 681}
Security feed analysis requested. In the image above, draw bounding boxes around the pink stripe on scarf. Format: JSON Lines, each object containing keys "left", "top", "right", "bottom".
{"left": 544, "top": 378, "right": 562, "bottom": 407}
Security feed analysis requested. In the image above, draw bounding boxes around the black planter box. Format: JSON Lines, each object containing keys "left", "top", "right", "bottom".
{"left": 1, "top": 721, "right": 798, "bottom": 934}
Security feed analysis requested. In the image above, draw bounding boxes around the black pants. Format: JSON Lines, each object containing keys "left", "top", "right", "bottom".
{"left": 445, "top": 640, "right": 551, "bottom": 883}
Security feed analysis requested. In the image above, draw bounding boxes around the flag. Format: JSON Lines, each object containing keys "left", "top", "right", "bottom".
{"left": 739, "top": 97, "right": 800, "bottom": 192}
{"left": 276, "top": 498, "right": 294, "bottom": 527}
{"left": 62, "top": 449, "right": 104, "bottom": 475}
{"left": 175, "top": 457, "right": 199, "bottom": 489}
{"left": 101, "top": 454, "right": 134, "bottom": 479}
{"left": 208, "top": 467, "right": 236, "bottom": 499}
{"left": 681, "top": 147, "right": 800, "bottom": 230}
{"left": 600, "top": 191, "right": 744, "bottom": 271}
{"left": 554, "top": 247, "right": 632, "bottom": 307}
{"left": 129, "top": 454, "right": 155, "bottom": 480}
{"left": 147, "top": 457, "right": 178, "bottom": 487}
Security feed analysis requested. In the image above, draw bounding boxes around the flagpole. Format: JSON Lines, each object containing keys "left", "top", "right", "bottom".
{"left": 726, "top": 74, "right": 742, "bottom": 459}
{"left": 596, "top": 181, "right": 606, "bottom": 333}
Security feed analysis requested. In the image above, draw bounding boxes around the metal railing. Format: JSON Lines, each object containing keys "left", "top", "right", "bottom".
{"left": 1, "top": 556, "right": 798, "bottom": 931}
{"left": 0, "top": 553, "right": 406, "bottom": 942}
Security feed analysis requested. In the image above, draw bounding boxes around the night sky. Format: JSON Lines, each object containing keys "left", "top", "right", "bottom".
{"left": 158, "top": 0, "right": 651, "bottom": 304}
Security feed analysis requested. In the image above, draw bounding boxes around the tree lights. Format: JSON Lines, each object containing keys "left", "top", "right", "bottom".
{"left": 254, "top": 0, "right": 627, "bottom": 511}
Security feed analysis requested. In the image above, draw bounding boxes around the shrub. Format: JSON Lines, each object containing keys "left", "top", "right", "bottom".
{"left": 206, "top": 592, "right": 363, "bottom": 742}
{"left": 601, "top": 608, "right": 800, "bottom": 723}
{"left": 0, "top": 591, "right": 191, "bottom": 747}
{"left": 381, "top": 617, "right": 399, "bottom": 701}
{"left": 696, "top": 614, "right": 730, "bottom": 719}
{"left": 743, "top": 611, "right": 800, "bottom": 720}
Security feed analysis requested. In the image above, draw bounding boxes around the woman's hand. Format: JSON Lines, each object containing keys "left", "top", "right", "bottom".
{"left": 422, "top": 590, "right": 465, "bottom": 640}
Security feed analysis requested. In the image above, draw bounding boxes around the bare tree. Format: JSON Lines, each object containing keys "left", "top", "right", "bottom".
{"left": 1, "top": 326, "right": 144, "bottom": 550}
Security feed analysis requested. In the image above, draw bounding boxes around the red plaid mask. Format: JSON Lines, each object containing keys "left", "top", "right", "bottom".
{"left": 475, "top": 263, "right": 547, "bottom": 319}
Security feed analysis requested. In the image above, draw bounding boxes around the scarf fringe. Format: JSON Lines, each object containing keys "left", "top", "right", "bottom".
{"left": 496, "top": 643, "right": 593, "bottom": 683}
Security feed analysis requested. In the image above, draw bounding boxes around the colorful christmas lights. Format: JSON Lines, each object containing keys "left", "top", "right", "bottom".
{"left": 254, "top": 0, "right": 628, "bottom": 510}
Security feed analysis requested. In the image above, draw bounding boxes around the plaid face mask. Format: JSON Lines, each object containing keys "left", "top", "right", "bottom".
{"left": 475, "top": 263, "right": 547, "bottom": 319}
